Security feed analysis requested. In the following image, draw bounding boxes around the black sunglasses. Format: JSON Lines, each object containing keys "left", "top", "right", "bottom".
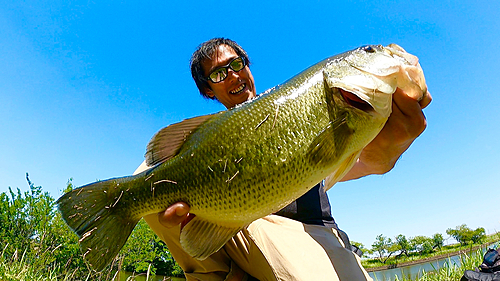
{"left": 205, "top": 57, "right": 246, "bottom": 83}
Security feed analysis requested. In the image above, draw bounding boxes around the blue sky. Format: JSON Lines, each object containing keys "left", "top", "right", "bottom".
{"left": 1, "top": 1, "right": 499, "bottom": 248}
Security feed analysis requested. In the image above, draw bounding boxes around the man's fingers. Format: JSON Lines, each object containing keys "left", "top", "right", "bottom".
{"left": 393, "top": 88, "right": 432, "bottom": 111}
{"left": 158, "top": 202, "right": 191, "bottom": 228}
{"left": 419, "top": 90, "right": 432, "bottom": 109}
{"left": 393, "top": 88, "right": 425, "bottom": 116}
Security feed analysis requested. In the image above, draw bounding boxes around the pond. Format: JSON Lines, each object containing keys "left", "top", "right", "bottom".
{"left": 368, "top": 254, "right": 463, "bottom": 281}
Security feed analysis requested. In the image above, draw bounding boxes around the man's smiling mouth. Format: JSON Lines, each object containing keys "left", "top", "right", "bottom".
{"left": 230, "top": 84, "right": 246, "bottom": 94}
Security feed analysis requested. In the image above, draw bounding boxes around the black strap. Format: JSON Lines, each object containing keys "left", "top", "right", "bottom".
{"left": 337, "top": 228, "right": 363, "bottom": 258}
{"left": 351, "top": 244, "right": 364, "bottom": 258}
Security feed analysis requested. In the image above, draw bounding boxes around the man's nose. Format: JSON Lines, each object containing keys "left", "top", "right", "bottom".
{"left": 226, "top": 68, "right": 240, "bottom": 81}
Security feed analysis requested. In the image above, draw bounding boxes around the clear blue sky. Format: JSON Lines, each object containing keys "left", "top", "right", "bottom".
{"left": 1, "top": 1, "right": 499, "bottom": 248}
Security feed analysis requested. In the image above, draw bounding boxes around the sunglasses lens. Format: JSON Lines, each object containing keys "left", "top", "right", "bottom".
{"left": 209, "top": 68, "right": 227, "bottom": 83}
{"left": 229, "top": 57, "right": 245, "bottom": 72}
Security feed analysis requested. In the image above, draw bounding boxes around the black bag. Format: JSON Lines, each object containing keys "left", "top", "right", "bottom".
{"left": 480, "top": 248, "right": 500, "bottom": 273}
{"left": 462, "top": 248, "right": 500, "bottom": 280}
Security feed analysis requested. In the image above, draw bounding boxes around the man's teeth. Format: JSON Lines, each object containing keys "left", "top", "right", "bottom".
{"left": 230, "top": 84, "right": 245, "bottom": 94}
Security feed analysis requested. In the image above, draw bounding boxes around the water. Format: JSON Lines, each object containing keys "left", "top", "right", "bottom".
{"left": 368, "top": 255, "right": 462, "bottom": 281}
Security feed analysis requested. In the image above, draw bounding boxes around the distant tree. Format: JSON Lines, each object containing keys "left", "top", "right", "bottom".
{"left": 371, "top": 234, "right": 393, "bottom": 262}
{"left": 471, "top": 227, "right": 486, "bottom": 244}
{"left": 411, "top": 236, "right": 434, "bottom": 254}
{"left": 392, "top": 234, "right": 411, "bottom": 258}
{"left": 446, "top": 224, "right": 485, "bottom": 245}
{"left": 432, "top": 233, "right": 444, "bottom": 251}
{"left": 447, "top": 224, "right": 472, "bottom": 245}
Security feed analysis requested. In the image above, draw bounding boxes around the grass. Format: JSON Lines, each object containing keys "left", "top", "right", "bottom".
{"left": 0, "top": 247, "right": 58, "bottom": 281}
{"left": 0, "top": 244, "right": 119, "bottom": 281}
{"left": 0, "top": 245, "right": 176, "bottom": 281}
{"left": 392, "top": 248, "right": 484, "bottom": 281}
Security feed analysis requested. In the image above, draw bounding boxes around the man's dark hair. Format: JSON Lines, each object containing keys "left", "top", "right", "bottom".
{"left": 190, "top": 38, "right": 251, "bottom": 99}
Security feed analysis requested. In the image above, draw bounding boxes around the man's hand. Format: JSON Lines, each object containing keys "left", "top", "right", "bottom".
{"left": 341, "top": 88, "right": 432, "bottom": 181}
{"left": 157, "top": 202, "right": 193, "bottom": 229}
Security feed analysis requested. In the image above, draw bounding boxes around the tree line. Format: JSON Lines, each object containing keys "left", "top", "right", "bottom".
{"left": 352, "top": 224, "right": 487, "bottom": 263}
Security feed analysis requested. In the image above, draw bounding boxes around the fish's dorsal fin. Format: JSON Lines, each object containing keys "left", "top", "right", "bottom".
{"left": 145, "top": 114, "right": 215, "bottom": 166}
{"left": 180, "top": 216, "right": 243, "bottom": 260}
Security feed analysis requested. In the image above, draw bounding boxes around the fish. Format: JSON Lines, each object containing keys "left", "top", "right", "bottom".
{"left": 57, "top": 44, "right": 429, "bottom": 271}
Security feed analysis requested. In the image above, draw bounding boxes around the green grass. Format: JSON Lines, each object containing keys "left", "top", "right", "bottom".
{"left": 0, "top": 245, "right": 179, "bottom": 281}
{"left": 0, "top": 247, "right": 58, "bottom": 281}
{"left": 0, "top": 244, "right": 118, "bottom": 281}
{"left": 393, "top": 248, "right": 484, "bottom": 281}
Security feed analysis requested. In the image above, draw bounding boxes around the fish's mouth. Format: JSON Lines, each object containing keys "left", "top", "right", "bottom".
{"left": 230, "top": 84, "right": 246, "bottom": 95}
{"left": 338, "top": 88, "right": 374, "bottom": 112}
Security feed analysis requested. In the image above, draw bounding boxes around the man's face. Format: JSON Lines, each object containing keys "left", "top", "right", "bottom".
{"left": 202, "top": 44, "right": 256, "bottom": 109}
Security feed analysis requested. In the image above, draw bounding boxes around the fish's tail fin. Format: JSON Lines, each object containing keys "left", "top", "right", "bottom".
{"left": 57, "top": 177, "right": 140, "bottom": 271}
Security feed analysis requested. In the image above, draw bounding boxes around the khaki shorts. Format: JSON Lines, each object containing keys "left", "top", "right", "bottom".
{"left": 144, "top": 214, "right": 372, "bottom": 281}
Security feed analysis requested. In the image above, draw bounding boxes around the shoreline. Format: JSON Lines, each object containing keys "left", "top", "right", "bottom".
{"left": 365, "top": 240, "right": 498, "bottom": 272}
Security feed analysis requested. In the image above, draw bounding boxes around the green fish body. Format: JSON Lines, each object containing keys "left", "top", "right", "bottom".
{"left": 57, "top": 44, "right": 429, "bottom": 271}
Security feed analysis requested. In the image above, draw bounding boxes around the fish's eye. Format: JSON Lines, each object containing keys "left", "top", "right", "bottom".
{"left": 362, "top": 46, "right": 376, "bottom": 53}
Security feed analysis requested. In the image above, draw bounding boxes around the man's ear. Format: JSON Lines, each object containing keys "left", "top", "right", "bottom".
{"left": 205, "top": 88, "right": 215, "bottom": 98}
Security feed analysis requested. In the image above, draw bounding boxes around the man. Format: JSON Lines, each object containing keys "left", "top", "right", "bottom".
{"left": 136, "top": 38, "right": 432, "bottom": 280}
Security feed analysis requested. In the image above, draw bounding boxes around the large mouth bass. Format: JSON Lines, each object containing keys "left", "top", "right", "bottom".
{"left": 57, "top": 44, "right": 429, "bottom": 271}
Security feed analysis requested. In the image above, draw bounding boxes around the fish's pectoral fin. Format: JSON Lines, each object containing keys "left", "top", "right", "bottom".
{"left": 324, "top": 150, "right": 362, "bottom": 191}
{"left": 57, "top": 178, "right": 140, "bottom": 271}
{"left": 180, "top": 216, "right": 243, "bottom": 260}
{"left": 308, "top": 115, "right": 353, "bottom": 166}
{"left": 146, "top": 114, "right": 216, "bottom": 166}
